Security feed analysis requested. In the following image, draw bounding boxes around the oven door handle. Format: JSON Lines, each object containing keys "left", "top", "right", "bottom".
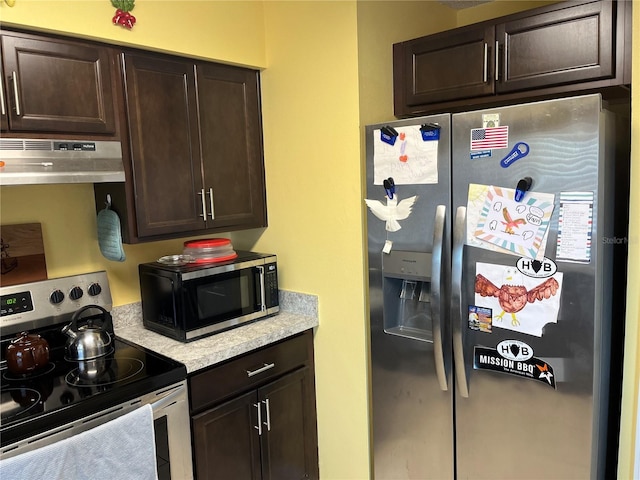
{"left": 150, "top": 384, "right": 186, "bottom": 413}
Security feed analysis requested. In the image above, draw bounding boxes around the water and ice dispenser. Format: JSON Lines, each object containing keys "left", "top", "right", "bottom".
{"left": 382, "top": 250, "right": 433, "bottom": 343}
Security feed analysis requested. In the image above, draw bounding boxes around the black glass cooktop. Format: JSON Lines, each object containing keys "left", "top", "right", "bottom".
{"left": 0, "top": 335, "right": 186, "bottom": 448}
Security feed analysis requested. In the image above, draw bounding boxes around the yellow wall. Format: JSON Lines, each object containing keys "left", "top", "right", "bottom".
{"left": 1, "top": 1, "right": 639, "bottom": 479}
{"left": 618, "top": 2, "right": 640, "bottom": 478}
{"left": 253, "top": 3, "right": 367, "bottom": 478}
{"left": 0, "top": 0, "right": 266, "bottom": 67}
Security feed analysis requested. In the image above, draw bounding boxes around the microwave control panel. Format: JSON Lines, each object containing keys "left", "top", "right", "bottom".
{"left": 264, "top": 262, "right": 279, "bottom": 308}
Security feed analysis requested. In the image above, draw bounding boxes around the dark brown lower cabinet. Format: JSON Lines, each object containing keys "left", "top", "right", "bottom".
{"left": 190, "top": 331, "right": 319, "bottom": 480}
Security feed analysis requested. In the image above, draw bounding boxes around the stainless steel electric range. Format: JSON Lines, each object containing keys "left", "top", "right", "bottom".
{"left": 0, "top": 271, "right": 193, "bottom": 479}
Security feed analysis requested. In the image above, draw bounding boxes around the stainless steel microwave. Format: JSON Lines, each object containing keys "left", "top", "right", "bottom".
{"left": 139, "top": 252, "right": 279, "bottom": 342}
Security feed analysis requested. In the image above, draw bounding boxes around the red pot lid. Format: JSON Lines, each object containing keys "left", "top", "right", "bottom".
{"left": 184, "top": 238, "right": 231, "bottom": 249}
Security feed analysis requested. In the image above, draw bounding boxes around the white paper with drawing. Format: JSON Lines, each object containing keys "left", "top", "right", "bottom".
{"left": 474, "top": 262, "right": 563, "bottom": 337}
{"left": 373, "top": 126, "right": 438, "bottom": 185}
{"left": 470, "top": 185, "right": 555, "bottom": 260}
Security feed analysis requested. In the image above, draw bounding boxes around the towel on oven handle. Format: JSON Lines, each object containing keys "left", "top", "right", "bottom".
{"left": 0, "top": 404, "right": 158, "bottom": 480}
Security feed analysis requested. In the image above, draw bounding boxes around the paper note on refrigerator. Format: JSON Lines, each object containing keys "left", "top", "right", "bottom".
{"left": 471, "top": 185, "right": 555, "bottom": 260}
{"left": 556, "top": 192, "right": 594, "bottom": 263}
{"left": 373, "top": 125, "right": 438, "bottom": 185}
{"left": 474, "top": 262, "right": 563, "bottom": 337}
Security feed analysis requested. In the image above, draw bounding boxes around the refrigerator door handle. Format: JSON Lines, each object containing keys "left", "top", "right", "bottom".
{"left": 431, "top": 205, "right": 448, "bottom": 391}
{"left": 452, "top": 206, "right": 469, "bottom": 398}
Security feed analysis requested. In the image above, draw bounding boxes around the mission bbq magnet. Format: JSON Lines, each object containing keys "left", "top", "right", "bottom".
{"left": 474, "top": 343, "right": 556, "bottom": 389}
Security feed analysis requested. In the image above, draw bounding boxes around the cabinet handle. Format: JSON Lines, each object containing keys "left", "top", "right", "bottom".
{"left": 197, "top": 189, "right": 207, "bottom": 221}
{"left": 262, "top": 398, "right": 271, "bottom": 431}
{"left": 483, "top": 43, "right": 488, "bottom": 83}
{"left": 246, "top": 362, "right": 275, "bottom": 377}
{"left": 206, "top": 187, "right": 215, "bottom": 220}
{"left": 11, "top": 71, "right": 20, "bottom": 116}
{"left": 0, "top": 73, "right": 6, "bottom": 116}
{"left": 254, "top": 403, "right": 262, "bottom": 435}
{"left": 495, "top": 41, "right": 500, "bottom": 82}
{"left": 503, "top": 33, "right": 508, "bottom": 83}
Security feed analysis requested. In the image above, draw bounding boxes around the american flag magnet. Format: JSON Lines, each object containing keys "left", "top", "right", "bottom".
{"left": 470, "top": 125, "right": 509, "bottom": 151}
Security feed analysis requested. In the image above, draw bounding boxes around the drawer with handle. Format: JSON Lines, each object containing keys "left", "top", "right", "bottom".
{"left": 189, "top": 330, "right": 312, "bottom": 412}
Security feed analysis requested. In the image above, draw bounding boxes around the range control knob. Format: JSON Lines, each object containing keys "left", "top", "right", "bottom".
{"left": 88, "top": 283, "right": 102, "bottom": 296}
{"left": 50, "top": 289, "right": 65, "bottom": 305}
{"left": 69, "top": 286, "right": 84, "bottom": 301}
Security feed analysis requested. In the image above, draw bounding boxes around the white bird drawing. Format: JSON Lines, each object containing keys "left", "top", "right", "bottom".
{"left": 365, "top": 195, "right": 417, "bottom": 232}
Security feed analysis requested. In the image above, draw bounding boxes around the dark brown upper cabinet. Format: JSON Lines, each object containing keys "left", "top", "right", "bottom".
{"left": 397, "top": 24, "right": 496, "bottom": 108}
{"left": 394, "top": 0, "right": 631, "bottom": 117}
{"left": 121, "top": 52, "right": 204, "bottom": 238}
{"left": 497, "top": 1, "right": 615, "bottom": 93}
{"left": 103, "top": 50, "right": 267, "bottom": 242}
{"left": 0, "top": 31, "right": 117, "bottom": 134}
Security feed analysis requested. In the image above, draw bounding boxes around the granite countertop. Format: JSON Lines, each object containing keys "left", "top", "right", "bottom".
{"left": 111, "top": 291, "right": 318, "bottom": 374}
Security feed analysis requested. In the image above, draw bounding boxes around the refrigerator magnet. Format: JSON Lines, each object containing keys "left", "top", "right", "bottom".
{"left": 420, "top": 123, "right": 440, "bottom": 141}
{"left": 482, "top": 113, "right": 500, "bottom": 128}
{"left": 470, "top": 125, "right": 508, "bottom": 151}
{"left": 470, "top": 150, "right": 492, "bottom": 160}
{"left": 500, "top": 142, "right": 530, "bottom": 168}
{"left": 468, "top": 305, "right": 492, "bottom": 333}
{"left": 516, "top": 256, "right": 558, "bottom": 278}
{"left": 380, "top": 125, "right": 398, "bottom": 146}
{"left": 473, "top": 343, "right": 557, "bottom": 389}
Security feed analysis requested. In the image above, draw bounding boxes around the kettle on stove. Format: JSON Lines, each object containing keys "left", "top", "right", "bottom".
{"left": 5, "top": 331, "right": 50, "bottom": 375}
{"left": 62, "top": 305, "right": 113, "bottom": 361}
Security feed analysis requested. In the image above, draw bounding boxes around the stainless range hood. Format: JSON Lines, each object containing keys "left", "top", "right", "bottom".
{"left": 0, "top": 138, "right": 125, "bottom": 186}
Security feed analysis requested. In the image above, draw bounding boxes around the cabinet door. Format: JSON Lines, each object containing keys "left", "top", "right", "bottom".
{"left": 197, "top": 63, "right": 267, "bottom": 230}
{"left": 192, "top": 390, "right": 262, "bottom": 480}
{"left": 1, "top": 33, "right": 116, "bottom": 134}
{"left": 395, "top": 24, "right": 495, "bottom": 108}
{"left": 122, "top": 53, "right": 205, "bottom": 237}
{"left": 259, "top": 368, "right": 319, "bottom": 480}
{"left": 497, "top": 1, "right": 615, "bottom": 93}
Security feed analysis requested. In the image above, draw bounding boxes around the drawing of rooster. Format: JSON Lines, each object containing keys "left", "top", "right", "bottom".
{"left": 475, "top": 267, "right": 559, "bottom": 326}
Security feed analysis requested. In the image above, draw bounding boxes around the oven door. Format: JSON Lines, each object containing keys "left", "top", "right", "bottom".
{"left": 0, "top": 381, "right": 193, "bottom": 480}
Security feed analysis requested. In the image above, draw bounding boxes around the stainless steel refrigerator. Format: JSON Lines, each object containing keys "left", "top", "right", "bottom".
{"left": 366, "top": 94, "right": 628, "bottom": 479}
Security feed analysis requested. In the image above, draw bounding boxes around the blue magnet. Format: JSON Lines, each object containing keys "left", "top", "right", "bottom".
{"left": 420, "top": 123, "right": 440, "bottom": 141}
{"left": 515, "top": 177, "right": 533, "bottom": 202}
{"left": 500, "top": 142, "right": 530, "bottom": 168}
{"left": 380, "top": 126, "right": 399, "bottom": 146}
{"left": 383, "top": 177, "right": 395, "bottom": 199}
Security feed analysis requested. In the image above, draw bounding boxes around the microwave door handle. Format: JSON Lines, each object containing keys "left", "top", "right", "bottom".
{"left": 257, "top": 266, "right": 266, "bottom": 312}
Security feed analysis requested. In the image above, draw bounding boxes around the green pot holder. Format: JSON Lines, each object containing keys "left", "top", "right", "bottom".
{"left": 97, "top": 200, "right": 126, "bottom": 262}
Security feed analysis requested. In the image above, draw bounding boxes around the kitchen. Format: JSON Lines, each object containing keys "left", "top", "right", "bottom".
{"left": 0, "top": 1, "right": 638, "bottom": 479}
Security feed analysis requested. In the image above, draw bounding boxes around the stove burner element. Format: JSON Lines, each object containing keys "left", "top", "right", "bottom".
{"left": 2, "top": 363, "right": 55, "bottom": 382}
{"left": 65, "top": 357, "right": 144, "bottom": 388}
{"left": 64, "top": 347, "right": 115, "bottom": 363}
{"left": 1, "top": 388, "right": 42, "bottom": 422}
